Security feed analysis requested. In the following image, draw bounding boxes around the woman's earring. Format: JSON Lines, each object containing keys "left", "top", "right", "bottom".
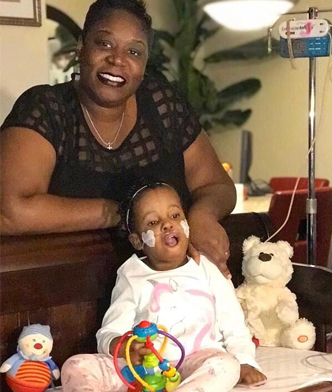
{"left": 73, "top": 54, "right": 81, "bottom": 77}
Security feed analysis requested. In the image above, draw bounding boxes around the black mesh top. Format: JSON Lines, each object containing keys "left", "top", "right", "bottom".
{"left": 1, "top": 76, "right": 202, "bottom": 205}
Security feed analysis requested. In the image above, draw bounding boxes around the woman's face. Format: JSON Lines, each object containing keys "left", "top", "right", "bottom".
{"left": 79, "top": 8, "right": 149, "bottom": 108}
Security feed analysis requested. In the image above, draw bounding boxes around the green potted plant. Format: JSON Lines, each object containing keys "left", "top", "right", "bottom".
{"left": 146, "top": 0, "right": 262, "bottom": 132}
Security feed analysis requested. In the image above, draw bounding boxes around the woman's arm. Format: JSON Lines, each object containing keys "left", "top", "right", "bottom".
{"left": 184, "top": 131, "right": 236, "bottom": 276}
{"left": 0, "top": 128, "right": 120, "bottom": 235}
{"left": 185, "top": 131, "right": 236, "bottom": 218}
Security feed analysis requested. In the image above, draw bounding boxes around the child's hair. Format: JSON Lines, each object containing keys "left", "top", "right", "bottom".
{"left": 120, "top": 178, "right": 181, "bottom": 234}
{"left": 82, "top": 0, "right": 154, "bottom": 52}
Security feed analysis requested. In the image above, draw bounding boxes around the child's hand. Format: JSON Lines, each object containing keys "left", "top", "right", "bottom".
{"left": 128, "top": 340, "right": 153, "bottom": 365}
{"left": 109, "top": 337, "right": 152, "bottom": 366}
{"left": 238, "top": 364, "right": 267, "bottom": 386}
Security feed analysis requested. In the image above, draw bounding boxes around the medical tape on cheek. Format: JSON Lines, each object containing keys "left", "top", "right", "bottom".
{"left": 142, "top": 230, "right": 156, "bottom": 247}
{"left": 180, "top": 220, "right": 190, "bottom": 238}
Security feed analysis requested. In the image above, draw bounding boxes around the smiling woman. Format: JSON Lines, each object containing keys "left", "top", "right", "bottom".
{"left": 0, "top": 0, "right": 236, "bottom": 277}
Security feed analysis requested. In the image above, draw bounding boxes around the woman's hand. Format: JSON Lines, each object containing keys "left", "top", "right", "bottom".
{"left": 238, "top": 364, "right": 267, "bottom": 386}
{"left": 187, "top": 210, "right": 231, "bottom": 278}
{"left": 101, "top": 199, "right": 121, "bottom": 228}
{"left": 109, "top": 337, "right": 152, "bottom": 366}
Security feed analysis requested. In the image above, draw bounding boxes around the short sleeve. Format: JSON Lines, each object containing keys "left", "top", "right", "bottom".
{"left": 0, "top": 85, "right": 61, "bottom": 148}
{"left": 169, "top": 84, "right": 203, "bottom": 151}
{"left": 145, "top": 77, "right": 203, "bottom": 152}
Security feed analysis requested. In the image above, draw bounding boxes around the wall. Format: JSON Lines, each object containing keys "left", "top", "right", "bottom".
{"left": 0, "top": 1, "right": 49, "bottom": 123}
{"left": 200, "top": 0, "right": 332, "bottom": 183}
{"left": 2, "top": 0, "right": 331, "bottom": 183}
{"left": 146, "top": 0, "right": 332, "bottom": 183}
{"left": 45, "top": 0, "right": 178, "bottom": 33}
{"left": 145, "top": 0, "right": 177, "bottom": 32}
{"left": 148, "top": 0, "right": 332, "bottom": 185}
{"left": 45, "top": 0, "right": 94, "bottom": 29}
{"left": 0, "top": 0, "right": 95, "bottom": 124}
{"left": 0, "top": 0, "right": 174, "bottom": 124}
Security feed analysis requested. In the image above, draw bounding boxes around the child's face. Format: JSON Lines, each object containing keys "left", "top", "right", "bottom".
{"left": 129, "top": 187, "right": 189, "bottom": 271}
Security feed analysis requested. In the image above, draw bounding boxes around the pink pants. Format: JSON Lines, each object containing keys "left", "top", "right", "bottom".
{"left": 61, "top": 348, "right": 240, "bottom": 392}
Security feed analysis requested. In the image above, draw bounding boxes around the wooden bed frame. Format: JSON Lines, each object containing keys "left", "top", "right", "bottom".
{"left": 1, "top": 212, "right": 331, "bottom": 391}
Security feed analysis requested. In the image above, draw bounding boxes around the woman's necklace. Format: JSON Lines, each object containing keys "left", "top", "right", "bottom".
{"left": 82, "top": 105, "right": 125, "bottom": 150}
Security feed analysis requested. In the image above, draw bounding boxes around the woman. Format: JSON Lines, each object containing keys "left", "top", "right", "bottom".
{"left": 0, "top": 0, "right": 236, "bottom": 276}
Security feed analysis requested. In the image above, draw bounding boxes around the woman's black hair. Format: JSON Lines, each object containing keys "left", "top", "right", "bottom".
{"left": 120, "top": 178, "right": 182, "bottom": 235}
{"left": 82, "top": 0, "right": 154, "bottom": 52}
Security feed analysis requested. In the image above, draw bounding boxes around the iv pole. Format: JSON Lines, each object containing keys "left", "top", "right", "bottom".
{"left": 307, "top": 6, "right": 318, "bottom": 266}
{"left": 268, "top": 7, "right": 332, "bottom": 265}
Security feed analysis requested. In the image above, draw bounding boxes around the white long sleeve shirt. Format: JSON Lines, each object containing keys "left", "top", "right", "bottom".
{"left": 97, "top": 254, "right": 259, "bottom": 369}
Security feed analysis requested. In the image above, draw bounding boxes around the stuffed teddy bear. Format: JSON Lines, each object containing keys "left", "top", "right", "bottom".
{"left": 0, "top": 324, "right": 60, "bottom": 392}
{"left": 236, "top": 236, "right": 316, "bottom": 350}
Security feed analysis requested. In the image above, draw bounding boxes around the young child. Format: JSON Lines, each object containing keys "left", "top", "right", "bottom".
{"left": 61, "top": 181, "right": 267, "bottom": 392}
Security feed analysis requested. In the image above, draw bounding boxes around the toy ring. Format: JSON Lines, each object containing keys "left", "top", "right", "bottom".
{"left": 114, "top": 321, "right": 185, "bottom": 392}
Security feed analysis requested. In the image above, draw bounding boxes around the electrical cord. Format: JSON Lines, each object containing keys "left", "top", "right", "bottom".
{"left": 304, "top": 352, "right": 332, "bottom": 373}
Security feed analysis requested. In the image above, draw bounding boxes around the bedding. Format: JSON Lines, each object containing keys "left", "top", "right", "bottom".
{"left": 233, "top": 347, "right": 332, "bottom": 391}
{"left": 47, "top": 347, "right": 332, "bottom": 392}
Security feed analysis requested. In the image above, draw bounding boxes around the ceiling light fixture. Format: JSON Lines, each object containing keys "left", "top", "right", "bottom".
{"left": 202, "top": 0, "right": 295, "bottom": 31}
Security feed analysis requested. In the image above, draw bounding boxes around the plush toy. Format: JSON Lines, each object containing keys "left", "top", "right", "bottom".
{"left": 236, "top": 236, "right": 316, "bottom": 350}
{"left": 0, "top": 324, "right": 60, "bottom": 392}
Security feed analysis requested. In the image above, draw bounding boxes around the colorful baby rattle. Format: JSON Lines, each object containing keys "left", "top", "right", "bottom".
{"left": 113, "top": 321, "right": 185, "bottom": 392}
